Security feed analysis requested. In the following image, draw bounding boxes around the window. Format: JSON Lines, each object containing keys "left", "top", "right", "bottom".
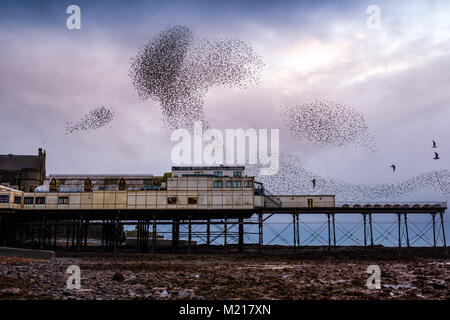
{"left": 233, "top": 171, "right": 242, "bottom": 177}
{"left": 14, "top": 196, "right": 21, "bottom": 204}
{"left": 213, "top": 181, "right": 223, "bottom": 188}
{"left": 35, "top": 197, "right": 46, "bottom": 205}
{"left": 167, "top": 197, "right": 177, "bottom": 204}
{"left": 244, "top": 180, "right": 253, "bottom": 188}
{"left": 24, "top": 197, "right": 34, "bottom": 204}
{"left": 58, "top": 196, "right": 69, "bottom": 204}
{"left": 84, "top": 179, "right": 92, "bottom": 192}
{"left": 214, "top": 171, "right": 222, "bottom": 176}
{"left": 118, "top": 178, "right": 126, "bottom": 191}
{"left": 0, "top": 195, "right": 9, "bottom": 203}
{"left": 188, "top": 197, "right": 198, "bottom": 204}
{"left": 233, "top": 181, "right": 241, "bottom": 188}
{"left": 307, "top": 199, "right": 313, "bottom": 208}
{"left": 193, "top": 171, "right": 203, "bottom": 175}
{"left": 226, "top": 181, "right": 232, "bottom": 188}
{"left": 49, "top": 178, "right": 57, "bottom": 192}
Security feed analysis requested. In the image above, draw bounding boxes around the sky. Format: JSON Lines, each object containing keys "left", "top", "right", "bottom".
{"left": 1, "top": 0, "right": 449, "bottom": 202}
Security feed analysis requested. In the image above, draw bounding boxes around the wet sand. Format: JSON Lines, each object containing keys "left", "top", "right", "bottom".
{"left": 0, "top": 247, "right": 448, "bottom": 300}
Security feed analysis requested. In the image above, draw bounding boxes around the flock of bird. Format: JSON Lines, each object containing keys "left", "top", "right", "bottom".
{"left": 246, "top": 152, "right": 450, "bottom": 201}
{"left": 128, "top": 25, "right": 263, "bottom": 129}
{"left": 64, "top": 106, "right": 114, "bottom": 137}
{"left": 65, "top": 25, "right": 264, "bottom": 135}
{"left": 259, "top": 101, "right": 445, "bottom": 198}
{"left": 281, "top": 100, "right": 376, "bottom": 151}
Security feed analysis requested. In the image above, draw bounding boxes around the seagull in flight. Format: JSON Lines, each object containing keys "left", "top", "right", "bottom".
{"left": 432, "top": 140, "right": 437, "bottom": 148}
{"left": 434, "top": 152, "right": 440, "bottom": 160}
{"left": 390, "top": 165, "right": 396, "bottom": 172}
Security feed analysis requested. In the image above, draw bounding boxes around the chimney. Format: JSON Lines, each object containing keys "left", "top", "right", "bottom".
{"left": 39, "top": 148, "right": 43, "bottom": 156}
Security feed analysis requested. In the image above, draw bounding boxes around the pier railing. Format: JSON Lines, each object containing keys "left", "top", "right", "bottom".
{"left": 335, "top": 201, "right": 447, "bottom": 209}
{"left": 261, "top": 200, "right": 447, "bottom": 210}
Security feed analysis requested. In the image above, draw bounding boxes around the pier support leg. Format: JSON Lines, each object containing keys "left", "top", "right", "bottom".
{"left": 188, "top": 216, "right": 192, "bottom": 254}
{"left": 327, "top": 213, "right": 331, "bottom": 248}
{"left": 172, "top": 219, "right": 179, "bottom": 252}
{"left": 146, "top": 220, "right": 150, "bottom": 250}
{"left": 224, "top": 216, "right": 228, "bottom": 253}
{"left": 48, "top": 222, "right": 52, "bottom": 247}
{"left": 143, "top": 220, "right": 148, "bottom": 250}
{"left": 293, "top": 213, "right": 297, "bottom": 249}
{"left": 54, "top": 220, "right": 57, "bottom": 248}
{"left": 26, "top": 223, "right": 30, "bottom": 246}
{"left": 363, "top": 213, "right": 367, "bottom": 247}
{"left": 84, "top": 220, "right": 88, "bottom": 248}
{"left": 104, "top": 221, "right": 108, "bottom": 249}
{"left": 144, "top": 220, "right": 148, "bottom": 250}
{"left": 140, "top": 221, "right": 144, "bottom": 250}
{"left": 0, "top": 215, "right": 3, "bottom": 247}
{"left": 404, "top": 213, "right": 410, "bottom": 248}
{"left": 77, "top": 219, "right": 82, "bottom": 251}
{"left": 432, "top": 213, "right": 436, "bottom": 247}
{"left": 136, "top": 220, "right": 140, "bottom": 250}
{"left": 71, "top": 222, "right": 75, "bottom": 248}
{"left": 66, "top": 221, "right": 70, "bottom": 248}
{"left": 39, "top": 220, "right": 43, "bottom": 248}
{"left": 45, "top": 222, "right": 49, "bottom": 247}
{"left": 206, "top": 219, "right": 210, "bottom": 249}
{"left": 369, "top": 213, "right": 374, "bottom": 247}
{"left": 397, "top": 213, "right": 402, "bottom": 248}
{"left": 440, "top": 212, "right": 447, "bottom": 247}
{"left": 238, "top": 218, "right": 244, "bottom": 252}
{"left": 38, "top": 221, "right": 43, "bottom": 248}
{"left": 293, "top": 213, "right": 300, "bottom": 249}
{"left": 114, "top": 218, "right": 119, "bottom": 253}
{"left": 258, "top": 213, "right": 263, "bottom": 252}
{"left": 152, "top": 216, "right": 156, "bottom": 253}
{"left": 332, "top": 213, "right": 336, "bottom": 247}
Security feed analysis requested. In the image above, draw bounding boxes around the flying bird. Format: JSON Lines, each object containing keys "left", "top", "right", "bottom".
{"left": 311, "top": 179, "right": 316, "bottom": 188}
{"left": 434, "top": 152, "right": 440, "bottom": 160}
{"left": 390, "top": 165, "right": 396, "bottom": 172}
{"left": 432, "top": 140, "right": 437, "bottom": 148}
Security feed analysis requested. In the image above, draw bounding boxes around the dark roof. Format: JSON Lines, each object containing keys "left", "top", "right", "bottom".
{"left": 0, "top": 155, "right": 43, "bottom": 171}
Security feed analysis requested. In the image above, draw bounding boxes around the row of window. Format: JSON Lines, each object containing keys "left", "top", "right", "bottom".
{"left": 193, "top": 171, "right": 243, "bottom": 177}
{"left": 0, "top": 195, "right": 22, "bottom": 204}
{"left": 3, "top": 194, "right": 315, "bottom": 207}
{"left": 21, "top": 196, "right": 67, "bottom": 205}
{"left": 50, "top": 178, "right": 130, "bottom": 192}
{"left": 213, "top": 180, "right": 253, "bottom": 188}
{"left": 20, "top": 196, "right": 198, "bottom": 206}
{"left": 23, "top": 197, "right": 47, "bottom": 204}
{"left": 168, "top": 197, "right": 198, "bottom": 205}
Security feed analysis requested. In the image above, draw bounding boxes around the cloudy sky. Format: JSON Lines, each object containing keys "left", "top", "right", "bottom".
{"left": 1, "top": 0, "right": 449, "bottom": 204}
